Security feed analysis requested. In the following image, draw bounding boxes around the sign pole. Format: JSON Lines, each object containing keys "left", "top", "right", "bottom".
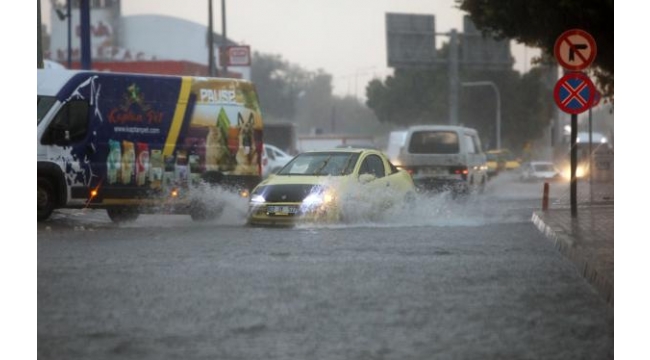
{"left": 553, "top": 28, "right": 597, "bottom": 217}
{"left": 589, "top": 105, "right": 593, "bottom": 204}
{"left": 570, "top": 113, "right": 577, "bottom": 217}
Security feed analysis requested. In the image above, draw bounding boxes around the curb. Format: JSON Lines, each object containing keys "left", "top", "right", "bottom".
{"left": 531, "top": 212, "right": 613, "bottom": 307}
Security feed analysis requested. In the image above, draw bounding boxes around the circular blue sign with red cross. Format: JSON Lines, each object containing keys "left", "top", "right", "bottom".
{"left": 554, "top": 72, "right": 596, "bottom": 114}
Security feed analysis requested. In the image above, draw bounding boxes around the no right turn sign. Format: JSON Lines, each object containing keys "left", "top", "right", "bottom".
{"left": 554, "top": 29, "right": 597, "bottom": 71}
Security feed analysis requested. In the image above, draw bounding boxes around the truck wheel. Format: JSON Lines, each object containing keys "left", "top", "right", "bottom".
{"left": 38, "top": 177, "right": 55, "bottom": 222}
{"left": 106, "top": 207, "right": 140, "bottom": 223}
{"left": 189, "top": 200, "right": 224, "bottom": 222}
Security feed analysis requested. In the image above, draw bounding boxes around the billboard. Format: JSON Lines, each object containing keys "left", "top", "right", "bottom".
{"left": 461, "top": 16, "right": 513, "bottom": 70}
{"left": 386, "top": 13, "right": 436, "bottom": 68}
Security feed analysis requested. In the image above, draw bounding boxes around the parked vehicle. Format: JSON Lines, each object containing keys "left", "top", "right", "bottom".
{"left": 261, "top": 144, "right": 293, "bottom": 178}
{"left": 37, "top": 69, "right": 264, "bottom": 222}
{"left": 486, "top": 149, "right": 521, "bottom": 171}
{"left": 519, "top": 161, "right": 563, "bottom": 182}
{"left": 393, "top": 125, "right": 488, "bottom": 195}
{"left": 247, "top": 148, "right": 416, "bottom": 226}
{"left": 485, "top": 151, "right": 505, "bottom": 179}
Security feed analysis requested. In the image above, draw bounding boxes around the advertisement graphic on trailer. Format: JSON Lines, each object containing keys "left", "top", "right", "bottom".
{"left": 55, "top": 73, "right": 262, "bottom": 198}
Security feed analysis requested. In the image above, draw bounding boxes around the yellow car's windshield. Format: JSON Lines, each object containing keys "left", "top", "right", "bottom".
{"left": 277, "top": 152, "right": 360, "bottom": 176}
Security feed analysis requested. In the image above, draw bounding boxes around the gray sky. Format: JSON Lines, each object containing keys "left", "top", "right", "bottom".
{"left": 41, "top": 0, "right": 540, "bottom": 98}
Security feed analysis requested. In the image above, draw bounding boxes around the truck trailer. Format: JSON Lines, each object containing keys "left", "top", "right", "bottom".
{"left": 37, "top": 69, "right": 264, "bottom": 222}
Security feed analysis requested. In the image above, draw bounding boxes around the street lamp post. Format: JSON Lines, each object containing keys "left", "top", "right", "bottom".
{"left": 461, "top": 81, "right": 501, "bottom": 149}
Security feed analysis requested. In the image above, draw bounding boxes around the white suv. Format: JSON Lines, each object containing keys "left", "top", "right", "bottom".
{"left": 395, "top": 125, "right": 488, "bottom": 195}
{"left": 261, "top": 144, "right": 294, "bottom": 178}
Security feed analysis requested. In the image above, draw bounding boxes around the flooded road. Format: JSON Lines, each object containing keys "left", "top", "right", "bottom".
{"left": 38, "top": 173, "right": 613, "bottom": 359}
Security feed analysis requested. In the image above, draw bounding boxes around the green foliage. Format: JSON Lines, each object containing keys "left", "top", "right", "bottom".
{"left": 251, "top": 52, "right": 310, "bottom": 121}
{"left": 455, "top": 0, "right": 613, "bottom": 99}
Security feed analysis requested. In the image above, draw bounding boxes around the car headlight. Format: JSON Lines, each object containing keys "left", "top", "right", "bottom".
{"left": 250, "top": 194, "right": 266, "bottom": 204}
{"left": 302, "top": 188, "right": 335, "bottom": 207}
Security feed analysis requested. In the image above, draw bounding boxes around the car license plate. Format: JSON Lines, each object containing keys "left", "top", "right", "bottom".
{"left": 419, "top": 167, "right": 446, "bottom": 175}
{"left": 266, "top": 205, "right": 299, "bottom": 216}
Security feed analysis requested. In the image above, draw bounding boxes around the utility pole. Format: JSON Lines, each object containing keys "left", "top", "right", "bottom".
{"left": 38, "top": 0, "right": 44, "bottom": 68}
{"left": 67, "top": 0, "right": 72, "bottom": 69}
{"left": 79, "top": 0, "right": 91, "bottom": 69}
{"left": 208, "top": 0, "right": 215, "bottom": 76}
{"left": 221, "top": 0, "right": 228, "bottom": 77}
{"left": 448, "top": 29, "right": 459, "bottom": 125}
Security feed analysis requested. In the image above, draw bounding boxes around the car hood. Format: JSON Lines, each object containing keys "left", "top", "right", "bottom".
{"left": 259, "top": 174, "right": 353, "bottom": 186}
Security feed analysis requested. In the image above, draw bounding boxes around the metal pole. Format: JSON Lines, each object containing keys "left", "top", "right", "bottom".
{"left": 570, "top": 113, "right": 578, "bottom": 217}
{"left": 208, "top": 0, "right": 215, "bottom": 76}
{"left": 38, "top": 0, "right": 44, "bottom": 68}
{"left": 589, "top": 106, "right": 593, "bottom": 204}
{"left": 67, "top": 0, "right": 72, "bottom": 68}
{"left": 221, "top": 0, "right": 228, "bottom": 77}
{"left": 448, "top": 29, "right": 459, "bottom": 125}
{"left": 460, "top": 81, "right": 501, "bottom": 149}
{"left": 79, "top": 0, "right": 91, "bottom": 70}
{"left": 495, "top": 85, "right": 501, "bottom": 149}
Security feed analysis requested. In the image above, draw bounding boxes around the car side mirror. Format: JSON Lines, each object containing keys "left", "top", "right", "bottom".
{"left": 359, "top": 173, "right": 375, "bottom": 184}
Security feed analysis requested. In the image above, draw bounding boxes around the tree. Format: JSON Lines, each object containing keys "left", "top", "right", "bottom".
{"left": 251, "top": 52, "right": 311, "bottom": 121}
{"left": 455, "top": 0, "right": 614, "bottom": 99}
{"left": 252, "top": 52, "right": 387, "bottom": 137}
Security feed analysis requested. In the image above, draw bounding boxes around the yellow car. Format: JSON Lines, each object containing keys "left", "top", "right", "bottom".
{"left": 486, "top": 149, "right": 521, "bottom": 171}
{"left": 486, "top": 152, "right": 505, "bottom": 178}
{"left": 247, "top": 148, "right": 417, "bottom": 226}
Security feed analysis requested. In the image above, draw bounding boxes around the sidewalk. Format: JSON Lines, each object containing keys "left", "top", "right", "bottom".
{"left": 531, "top": 181, "right": 614, "bottom": 307}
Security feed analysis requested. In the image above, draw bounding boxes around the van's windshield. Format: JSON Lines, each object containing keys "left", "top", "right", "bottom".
{"left": 38, "top": 96, "right": 57, "bottom": 125}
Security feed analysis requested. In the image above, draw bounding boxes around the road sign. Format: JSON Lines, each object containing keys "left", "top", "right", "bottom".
{"left": 220, "top": 46, "right": 251, "bottom": 67}
{"left": 554, "top": 29, "right": 597, "bottom": 71}
{"left": 554, "top": 72, "right": 596, "bottom": 114}
{"left": 592, "top": 90, "right": 602, "bottom": 108}
{"left": 386, "top": 13, "right": 436, "bottom": 68}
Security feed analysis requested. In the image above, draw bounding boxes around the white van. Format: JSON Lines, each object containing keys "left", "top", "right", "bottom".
{"left": 261, "top": 143, "right": 294, "bottom": 178}
{"left": 385, "top": 130, "right": 408, "bottom": 164}
{"left": 394, "top": 125, "right": 488, "bottom": 195}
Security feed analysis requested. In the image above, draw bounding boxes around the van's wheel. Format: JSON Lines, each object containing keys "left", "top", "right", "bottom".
{"left": 38, "top": 177, "right": 55, "bottom": 222}
{"left": 189, "top": 200, "right": 224, "bottom": 222}
{"left": 106, "top": 207, "right": 140, "bottom": 223}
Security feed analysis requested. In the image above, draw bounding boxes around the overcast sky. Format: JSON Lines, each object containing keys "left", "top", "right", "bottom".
{"left": 41, "top": 0, "right": 540, "bottom": 98}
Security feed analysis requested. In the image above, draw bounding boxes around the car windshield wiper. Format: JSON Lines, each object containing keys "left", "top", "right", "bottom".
{"left": 313, "top": 156, "right": 332, "bottom": 175}
{"left": 340, "top": 154, "right": 355, "bottom": 175}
